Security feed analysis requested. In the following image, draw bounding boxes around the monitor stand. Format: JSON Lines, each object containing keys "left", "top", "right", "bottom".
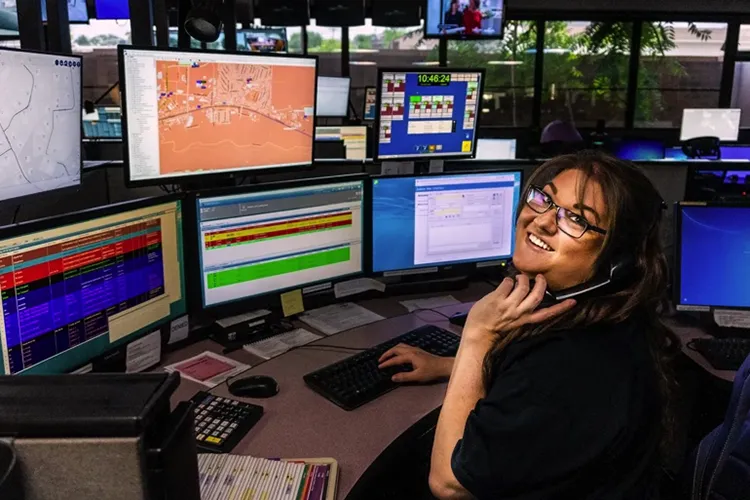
{"left": 380, "top": 160, "right": 445, "bottom": 176}
{"left": 380, "top": 274, "right": 470, "bottom": 296}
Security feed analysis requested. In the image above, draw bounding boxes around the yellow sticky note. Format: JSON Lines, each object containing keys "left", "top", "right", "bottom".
{"left": 280, "top": 289, "right": 304, "bottom": 317}
{"left": 462, "top": 141, "right": 472, "bottom": 152}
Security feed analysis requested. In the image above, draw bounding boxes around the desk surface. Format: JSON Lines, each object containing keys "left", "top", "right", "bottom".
{"left": 164, "top": 284, "right": 487, "bottom": 499}
{"left": 162, "top": 286, "right": 734, "bottom": 499}
{"left": 664, "top": 317, "right": 736, "bottom": 383}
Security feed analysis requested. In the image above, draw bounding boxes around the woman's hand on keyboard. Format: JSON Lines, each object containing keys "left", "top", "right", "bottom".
{"left": 378, "top": 344, "right": 455, "bottom": 383}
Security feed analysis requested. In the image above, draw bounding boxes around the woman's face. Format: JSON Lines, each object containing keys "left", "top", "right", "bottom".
{"left": 512, "top": 168, "right": 608, "bottom": 291}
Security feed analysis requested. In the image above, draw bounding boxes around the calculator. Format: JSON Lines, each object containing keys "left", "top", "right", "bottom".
{"left": 190, "top": 391, "right": 264, "bottom": 453}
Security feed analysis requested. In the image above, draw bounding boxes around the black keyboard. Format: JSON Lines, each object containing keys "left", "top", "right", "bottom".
{"left": 689, "top": 337, "right": 750, "bottom": 371}
{"left": 303, "top": 325, "right": 460, "bottom": 411}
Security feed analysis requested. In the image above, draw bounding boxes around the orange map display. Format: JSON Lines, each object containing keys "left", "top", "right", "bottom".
{"left": 155, "top": 60, "right": 315, "bottom": 174}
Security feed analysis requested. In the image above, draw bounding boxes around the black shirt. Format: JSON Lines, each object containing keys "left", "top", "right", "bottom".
{"left": 444, "top": 10, "right": 463, "bottom": 27}
{"left": 451, "top": 318, "right": 661, "bottom": 500}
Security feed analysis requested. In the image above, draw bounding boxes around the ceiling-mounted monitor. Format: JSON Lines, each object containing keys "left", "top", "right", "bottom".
{"left": 93, "top": 0, "right": 130, "bottom": 20}
{"left": 372, "top": 1, "right": 421, "bottom": 27}
{"left": 258, "top": 0, "right": 310, "bottom": 27}
{"left": 425, "top": 0, "right": 505, "bottom": 40}
{"left": 313, "top": 0, "right": 365, "bottom": 27}
{"left": 42, "top": 0, "right": 89, "bottom": 23}
{"left": 680, "top": 109, "right": 742, "bottom": 142}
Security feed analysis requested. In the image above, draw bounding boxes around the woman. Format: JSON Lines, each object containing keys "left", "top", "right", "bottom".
{"left": 443, "top": 0, "right": 463, "bottom": 29}
{"left": 379, "top": 152, "right": 676, "bottom": 499}
{"left": 462, "top": 0, "right": 483, "bottom": 35}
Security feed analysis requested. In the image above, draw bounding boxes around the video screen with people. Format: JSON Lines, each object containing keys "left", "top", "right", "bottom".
{"left": 425, "top": 0, "right": 505, "bottom": 39}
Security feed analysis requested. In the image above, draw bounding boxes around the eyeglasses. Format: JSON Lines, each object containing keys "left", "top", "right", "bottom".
{"left": 525, "top": 185, "right": 607, "bottom": 239}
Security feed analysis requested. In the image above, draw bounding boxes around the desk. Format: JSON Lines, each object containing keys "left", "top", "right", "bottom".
{"left": 164, "top": 284, "right": 489, "bottom": 498}
{"left": 663, "top": 317, "right": 736, "bottom": 383}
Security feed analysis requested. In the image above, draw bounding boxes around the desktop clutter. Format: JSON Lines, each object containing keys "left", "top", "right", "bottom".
{"left": 1, "top": 41, "right": 750, "bottom": 500}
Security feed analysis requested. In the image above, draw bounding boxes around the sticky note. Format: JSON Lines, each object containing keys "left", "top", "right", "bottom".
{"left": 462, "top": 141, "right": 472, "bottom": 152}
{"left": 280, "top": 289, "right": 304, "bottom": 317}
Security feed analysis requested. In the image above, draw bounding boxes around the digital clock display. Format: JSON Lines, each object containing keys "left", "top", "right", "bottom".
{"left": 417, "top": 73, "right": 452, "bottom": 86}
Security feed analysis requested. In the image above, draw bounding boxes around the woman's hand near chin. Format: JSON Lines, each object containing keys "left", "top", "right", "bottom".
{"left": 462, "top": 274, "right": 576, "bottom": 344}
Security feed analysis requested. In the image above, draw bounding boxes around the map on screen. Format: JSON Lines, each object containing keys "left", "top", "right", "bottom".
{"left": 0, "top": 50, "right": 81, "bottom": 202}
{"left": 122, "top": 48, "right": 317, "bottom": 183}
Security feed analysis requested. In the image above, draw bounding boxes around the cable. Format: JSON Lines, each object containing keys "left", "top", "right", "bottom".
{"left": 11, "top": 204, "right": 21, "bottom": 224}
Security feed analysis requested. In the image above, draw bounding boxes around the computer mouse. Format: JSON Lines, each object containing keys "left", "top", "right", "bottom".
{"left": 228, "top": 375, "right": 279, "bottom": 399}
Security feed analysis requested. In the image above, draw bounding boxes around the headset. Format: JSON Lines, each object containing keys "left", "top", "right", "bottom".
{"left": 538, "top": 194, "right": 667, "bottom": 306}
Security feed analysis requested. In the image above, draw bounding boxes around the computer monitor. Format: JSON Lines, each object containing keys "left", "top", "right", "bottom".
{"left": 371, "top": 170, "right": 522, "bottom": 275}
{"left": 94, "top": 0, "right": 129, "bottom": 19}
{"left": 474, "top": 138, "right": 517, "bottom": 160}
{"left": 82, "top": 106, "right": 122, "bottom": 139}
{"left": 680, "top": 109, "right": 742, "bottom": 142}
{"left": 612, "top": 139, "right": 665, "bottom": 161}
{"left": 317, "top": 76, "right": 351, "bottom": 118}
{"left": 313, "top": 0, "right": 365, "bottom": 27}
{"left": 720, "top": 145, "right": 750, "bottom": 161}
{"left": 376, "top": 68, "right": 485, "bottom": 161}
{"left": 0, "top": 3, "right": 19, "bottom": 36}
{"left": 664, "top": 147, "right": 688, "bottom": 161}
{"left": 194, "top": 176, "right": 366, "bottom": 310}
{"left": 0, "top": 48, "right": 82, "bottom": 203}
{"left": 675, "top": 203, "right": 750, "bottom": 310}
{"left": 723, "top": 170, "right": 750, "bottom": 184}
{"left": 363, "top": 86, "right": 377, "bottom": 121}
{"left": 315, "top": 126, "right": 367, "bottom": 161}
{"left": 0, "top": 196, "right": 186, "bottom": 375}
{"left": 425, "top": 0, "right": 506, "bottom": 39}
{"left": 119, "top": 46, "right": 317, "bottom": 186}
{"left": 41, "top": 0, "right": 89, "bottom": 23}
{"left": 237, "top": 28, "right": 288, "bottom": 53}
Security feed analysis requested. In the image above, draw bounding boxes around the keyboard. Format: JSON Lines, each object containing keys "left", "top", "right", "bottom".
{"left": 190, "top": 391, "right": 264, "bottom": 453}
{"left": 303, "top": 325, "right": 460, "bottom": 411}
{"left": 689, "top": 337, "right": 750, "bottom": 371}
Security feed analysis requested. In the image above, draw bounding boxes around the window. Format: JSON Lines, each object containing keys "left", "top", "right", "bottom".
{"left": 308, "top": 20, "right": 342, "bottom": 76}
{"left": 449, "top": 21, "right": 537, "bottom": 127}
{"left": 636, "top": 22, "right": 725, "bottom": 128}
{"left": 348, "top": 20, "right": 436, "bottom": 119}
{"left": 541, "top": 21, "right": 632, "bottom": 128}
{"left": 71, "top": 20, "right": 131, "bottom": 103}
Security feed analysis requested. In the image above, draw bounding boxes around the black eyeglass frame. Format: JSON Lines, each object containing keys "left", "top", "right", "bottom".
{"left": 525, "top": 185, "right": 608, "bottom": 239}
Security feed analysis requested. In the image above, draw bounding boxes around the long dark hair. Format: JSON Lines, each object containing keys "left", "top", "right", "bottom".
{"left": 483, "top": 151, "right": 680, "bottom": 451}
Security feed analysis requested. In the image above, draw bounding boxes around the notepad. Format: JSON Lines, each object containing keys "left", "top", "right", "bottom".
{"left": 197, "top": 454, "right": 338, "bottom": 500}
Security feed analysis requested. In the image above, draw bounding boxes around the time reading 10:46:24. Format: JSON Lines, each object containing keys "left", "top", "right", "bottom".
{"left": 416, "top": 73, "right": 452, "bottom": 86}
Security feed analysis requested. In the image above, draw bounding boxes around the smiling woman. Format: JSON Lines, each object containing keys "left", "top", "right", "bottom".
{"left": 380, "top": 151, "right": 679, "bottom": 500}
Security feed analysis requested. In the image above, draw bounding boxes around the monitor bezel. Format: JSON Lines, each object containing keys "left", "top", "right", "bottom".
{"left": 118, "top": 45, "right": 319, "bottom": 188}
{"left": 673, "top": 201, "right": 750, "bottom": 312}
{"left": 186, "top": 174, "right": 371, "bottom": 316}
{"left": 368, "top": 168, "right": 524, "bottom": 278}
{"left": 316, "top": 75, "right": 351, "bottom": 118}
{"left": 424, "top": 0, "right": 507, "bottom": 41}
{"left": 0, "top": 47, "right": 83, "bottom": 205}
{"left": 374, "top": 67, "right": 487, "bottom": 162}
{"left": 362, "top": 86, "right": 377, "bottom": 121}
{"left": 0, "top": 193, "right": 187, "bottom": 375}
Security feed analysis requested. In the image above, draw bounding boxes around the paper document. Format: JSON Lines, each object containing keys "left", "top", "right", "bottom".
{"left": 334, "top": 277, "right": 386, "bottom": 298}
{"left": 400, "top": 295, "right": 461, "bottom": 313}
{"left": 299, "top": 302, "right": 385, "bottom": 336}
{"left": 164, "top": 351, "right": 249, "bottom": 388}
{"left": 215, "top": 309, "right": 271, "bottom": 328}
{"left": 168, "top": 315, "right": 190, "bottom": 345}
{"left": 714, "top": 309, "right": 750, "bottom": 329}
{"left": 244, "top": 328, "right": 322, "bottom": 360}
{"left": 126, "top": 330, "right": 162, "bottom": 373}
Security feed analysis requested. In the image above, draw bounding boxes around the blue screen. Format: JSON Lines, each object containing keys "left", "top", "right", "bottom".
{"left": 612, "top": 139, "right": 665, "bottom": 161}
{"left": 377, "top": 71, "right": 482, "bottom": 160}
{"left": 679, "top": 206, "right": 750, "bottom": 308}
{"left": 94, "top": 0, "right": 129, "bottom": 19}
{"left": 664, "top": 147, "right": 688, "bottom": 160}
{"left": 41, "top": 0, "right": 89, "bottom": 22}
{"left": 371, "top": 171, "right": 522, "bottom": 273}
{"left": 720, "top": 146, "right": 750, "bottom": 160}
